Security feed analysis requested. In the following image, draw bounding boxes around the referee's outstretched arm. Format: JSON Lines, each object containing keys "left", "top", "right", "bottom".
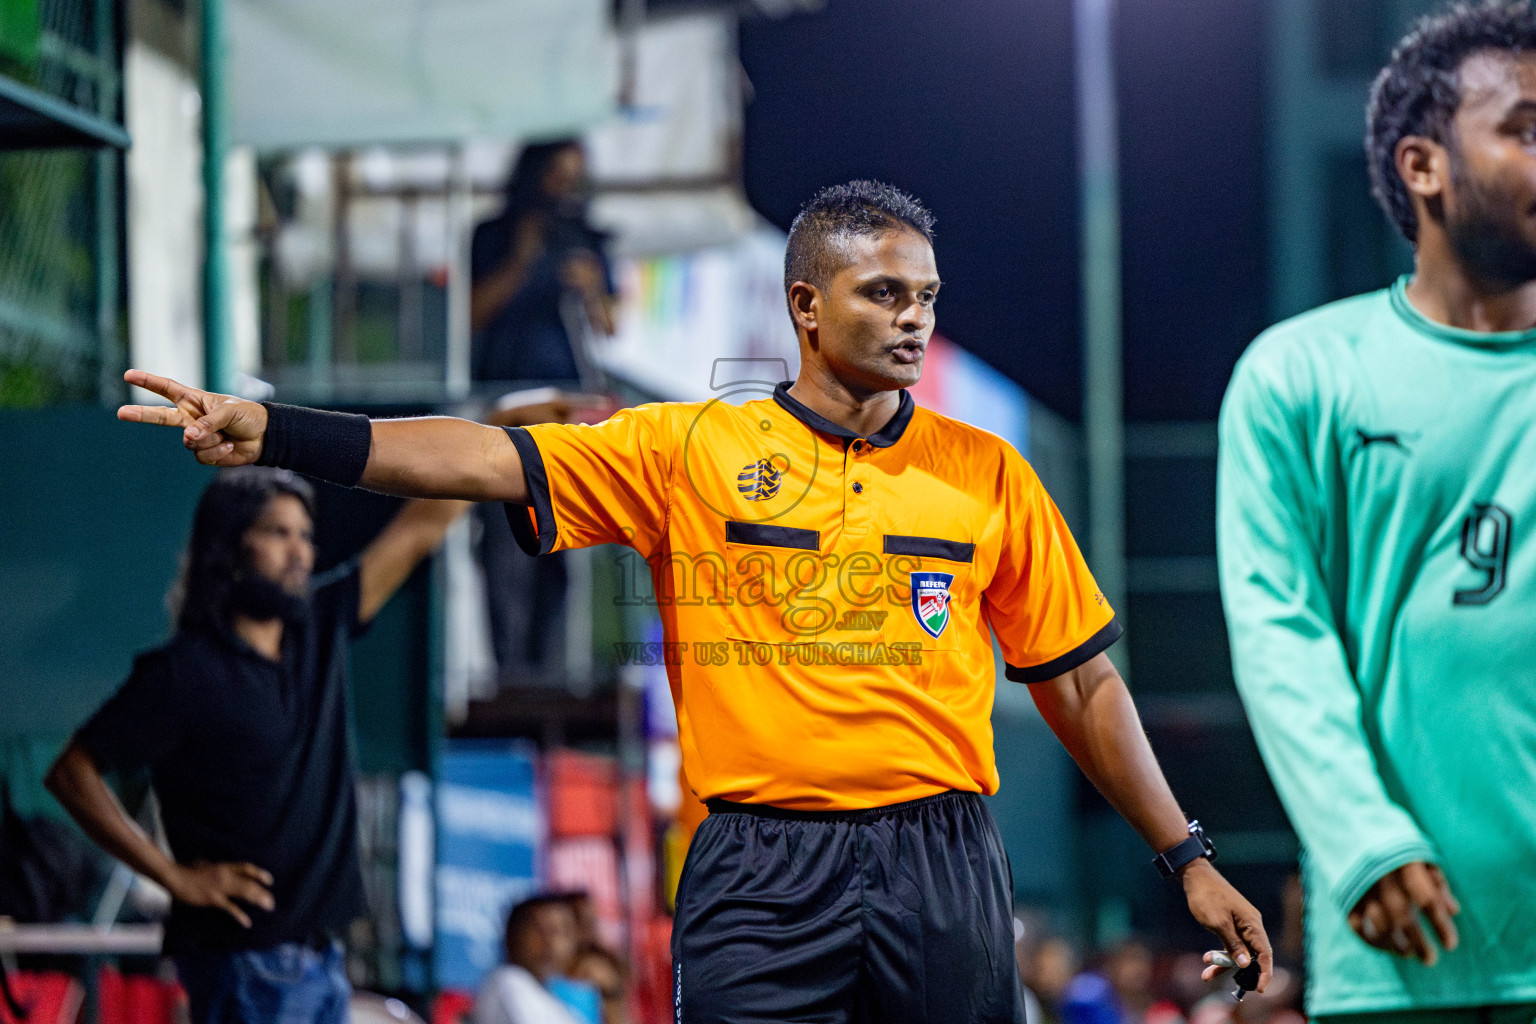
{"left": 119, "top": 369, "right": 535, "bottom": 504}
{"left": 1032, "top": 650, "right": 1274, "bottom": 992}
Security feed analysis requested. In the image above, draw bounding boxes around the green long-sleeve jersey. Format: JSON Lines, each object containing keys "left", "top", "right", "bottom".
{"left": 1217, "top": 277, "right": 1536, "bottom": 1016}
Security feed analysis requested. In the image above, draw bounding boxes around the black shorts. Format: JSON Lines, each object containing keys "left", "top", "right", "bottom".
{"left": 672, "top": 790, "right": 1026, "bottom": 1024}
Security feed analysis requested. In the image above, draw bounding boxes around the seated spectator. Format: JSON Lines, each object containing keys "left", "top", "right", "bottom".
{"left": 552, "top": 892, "right": 626, "bottom": 1024}
{"left": 560, "top": 892, "right": 602, "bottom": 953}
{"left": 476, "top": 895, "right": 599, "bottom": 1024}
{"left": 542, "top": 977, "right": 600, "bottom": 1024}
{"left": 1061, "top": 939, "right": 1155, "bottom": 1024}
{"left": 568, "top": 946, "right": 629, "bottom": 1024}
{"left": 1022, "top": 933, "right": 1079, "bottom": 1022}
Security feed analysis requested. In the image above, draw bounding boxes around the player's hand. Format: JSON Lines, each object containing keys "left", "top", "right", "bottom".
{"left": 1182, "top": 859, "right": 1273, "bottom": 992}
{"left": 117, "top": 369, "right": 268, "bottom": 467}
{"left": 487, "top": 387, "right": 615, "bottom": 429}
{"left": 167, "top": 861, "right": 275, "bottom": 928}
{"left": 1348, "top": 861, "right": 1459, "bottom": 965}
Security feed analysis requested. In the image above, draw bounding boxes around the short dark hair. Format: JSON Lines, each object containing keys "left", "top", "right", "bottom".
{"left": 504, "top": 891, "right": 582, "bottom": 949}
{"left": 1368, "top": 1, "right": 1536, "bottom": 242}
{"left": 174, "top": 467, "right": 315, "bottom": 634}
{"left": 783, "top": 180, "right": 936, "bottom": 316}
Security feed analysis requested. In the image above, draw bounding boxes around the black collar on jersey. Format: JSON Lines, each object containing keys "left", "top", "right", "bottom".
{"left": 772, "top": 381, "right": 915, "bottom": 448}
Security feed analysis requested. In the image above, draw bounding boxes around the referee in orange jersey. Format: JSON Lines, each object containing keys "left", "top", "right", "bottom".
{"left": 121, "top": 181, "right": 1271, "bottom": 1023}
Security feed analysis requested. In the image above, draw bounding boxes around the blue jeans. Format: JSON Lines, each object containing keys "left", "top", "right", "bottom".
{"left": 175, "top": 942, "right": 351, "bottom": 1024}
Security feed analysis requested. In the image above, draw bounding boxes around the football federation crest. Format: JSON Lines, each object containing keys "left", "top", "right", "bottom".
{"left": 910, "top": 571, "right": 955, "bottom": 639}
{"left": 736, "top": 457, "right": 785, "bottom": 501}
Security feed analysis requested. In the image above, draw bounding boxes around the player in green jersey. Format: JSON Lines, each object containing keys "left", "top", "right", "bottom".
{"left": 1218, "top": 4, "right": 1536, "bottom": 1021}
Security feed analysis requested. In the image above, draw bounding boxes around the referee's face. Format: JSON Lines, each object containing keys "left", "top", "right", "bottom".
{"left": 814, "top": 228, "right": 940, "bottom": 395}
{"left": 241, "top": 494, "right": 316, "bottom": 597}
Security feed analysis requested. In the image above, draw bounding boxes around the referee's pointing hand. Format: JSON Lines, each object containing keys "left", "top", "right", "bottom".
{"left": 118, "top": 369, "right": 268, "bottom": 468}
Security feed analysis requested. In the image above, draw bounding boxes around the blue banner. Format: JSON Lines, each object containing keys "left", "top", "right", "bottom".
{"left": 434, "top": 741, "right": 542, "bottom": 991}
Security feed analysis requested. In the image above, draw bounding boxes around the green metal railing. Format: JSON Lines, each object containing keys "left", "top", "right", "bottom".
{"left": 0, "top": 0, "right": 122, "bottom": 406}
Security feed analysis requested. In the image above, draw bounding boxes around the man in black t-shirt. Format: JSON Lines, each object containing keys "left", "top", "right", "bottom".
{"left": 469, "top": 139, "right": 615, "bottom": 385}
{"left": 46, "top": 392, "right": 606, "bottom": 1024}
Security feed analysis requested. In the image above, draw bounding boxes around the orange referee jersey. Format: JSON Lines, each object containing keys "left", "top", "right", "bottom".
{"left": 504, "top": 383, "right": 1120, "bottom": 810}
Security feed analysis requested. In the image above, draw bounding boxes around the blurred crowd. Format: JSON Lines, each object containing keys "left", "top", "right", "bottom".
{"left": 1016, "top": 934, "right": 1303, "bottom": 1024}
{"left": 1014, "top": 878, "right": 1308, "bottom": 1024}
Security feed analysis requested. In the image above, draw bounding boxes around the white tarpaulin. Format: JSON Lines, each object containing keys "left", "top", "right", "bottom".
{"left": 585, "top": 14, "right": 740, "bottom": 182}
{"left": 596, "top": 225, "right": 800, "bottom": 402}
{"left": 585, "top": 13, "right": 758, "bottom": 255}
{"left": 229, "top": 0, "right": 617, "bottom": 151}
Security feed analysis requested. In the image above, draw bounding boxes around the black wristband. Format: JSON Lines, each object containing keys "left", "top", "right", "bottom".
{"left": 255, "top": 402, "right": 373, "bottom": 488}
{"left": 1152, "top": 820, "right": 1217, "bottom": 878}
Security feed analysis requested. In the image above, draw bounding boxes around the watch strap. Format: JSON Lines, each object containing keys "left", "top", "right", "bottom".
{"left": 1152, "top": 821, "right": 1217, "bottom": 878}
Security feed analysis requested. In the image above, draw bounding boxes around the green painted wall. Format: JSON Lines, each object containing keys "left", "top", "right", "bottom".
{"left": 0, "top": 407, "right": 213, "bottom": 815}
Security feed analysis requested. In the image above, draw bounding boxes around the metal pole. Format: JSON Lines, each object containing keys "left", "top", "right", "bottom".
{"left": 201, "top": 0, "right": 232, "bottom": 393}
{"left": 333, "top": 152, "right": 357, "bottom": 368}
{"left": 444, "top": 146, "right": 472, "bottom": 398}
{"left": 398, "top": 190, "right": 422, "bottom": 362}
{"left": 618, "top": 0, "right": 646, "bottom": 108}
{"left": 1075, "top": 0, "right": 1128, "bottom": 677}
{"left": 94, "top": 0, "right": 121, "bottom": 405}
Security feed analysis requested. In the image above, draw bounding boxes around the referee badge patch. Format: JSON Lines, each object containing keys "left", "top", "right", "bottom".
{"left": 910, "top": 571, "right": 955, "bottom": 638}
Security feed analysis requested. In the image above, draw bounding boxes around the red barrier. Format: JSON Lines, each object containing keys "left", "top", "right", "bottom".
{"left": 429, "top": 989, "right": 474, "bottom": 1024}
{"left": 95, "top": 967, "right": 183, "bottom": 1024}
{"left": 0, "top": 972, "right": 82, "bottom": 1024}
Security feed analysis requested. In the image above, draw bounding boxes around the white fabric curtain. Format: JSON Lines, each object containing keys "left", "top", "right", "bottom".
{"left": 229, "top": 0, "right": 617, "bottom": 151}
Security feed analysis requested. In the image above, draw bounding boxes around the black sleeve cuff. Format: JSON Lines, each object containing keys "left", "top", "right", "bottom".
{"left": 256, "top": 403, "right": 372, "bottom": 488}
{"left": 1005, "top": 616, "right": 1124, "bottom": 683}
{"left": 502, "top": 426, "right": 557, "bottom": 556}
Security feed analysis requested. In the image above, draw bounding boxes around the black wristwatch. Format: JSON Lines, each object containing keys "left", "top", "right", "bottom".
{"left": 1152, "top": 820, "right": 1217, "bottom": 878}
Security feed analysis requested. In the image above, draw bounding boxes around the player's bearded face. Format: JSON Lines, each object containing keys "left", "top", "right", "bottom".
{"left": 240, "top": 494, "right": 316, "bottom": 601}
{"left": 1439, "top": 52, "right": 1536, "bottom": 288}
{"left": 1443, "top": 142, "right": 1536, "bottom": 288}
{"left": 815, "top": 229, "right": 939, "bottom": 394}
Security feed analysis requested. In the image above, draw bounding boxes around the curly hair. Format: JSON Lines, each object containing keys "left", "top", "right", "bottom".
{"left": 1368, "top": 1, "right": 1536, "bottom": 242}
{"left": 172, "top": 467, "right": 315, "bottom": 635}
{"left": 783, "top": 180, "right": 936, "bottom": 319}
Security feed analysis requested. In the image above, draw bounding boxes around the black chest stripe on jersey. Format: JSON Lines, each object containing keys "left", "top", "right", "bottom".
{"left": 724, "top": 521, "right": 820, "bottom": 551}
{"left": 883, "top": 535, "right": 976, "bottom": 563}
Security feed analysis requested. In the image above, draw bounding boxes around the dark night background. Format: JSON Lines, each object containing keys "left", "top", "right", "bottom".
{"left": 740, "top": 0, "right": 1271, "bottom": 423}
